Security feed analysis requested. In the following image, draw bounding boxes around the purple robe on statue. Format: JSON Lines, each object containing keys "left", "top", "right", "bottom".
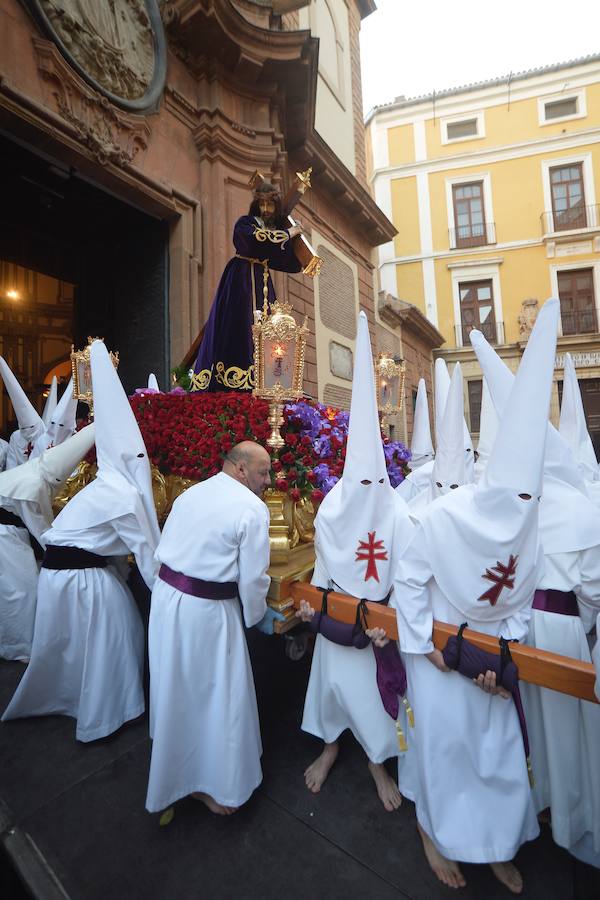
{"left": 193, "top": 216, "right": 302, "bottom": 392}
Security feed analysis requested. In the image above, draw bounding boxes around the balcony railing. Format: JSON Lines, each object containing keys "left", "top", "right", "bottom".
{"left": 540, "top": 203, "right": 600, "bottom": 235}
{"left": 561, "top": 308, "right": 598, "bottom": 336}
{"left": 449, "top": 221, "right": 496, "bottom": 250}
{"left": 456, "top": 320, "right": 505, "bottom": 346}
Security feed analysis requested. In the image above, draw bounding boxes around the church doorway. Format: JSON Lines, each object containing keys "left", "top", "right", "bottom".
{"left": 0, "top": 133, "right": 169, "bottom": 436}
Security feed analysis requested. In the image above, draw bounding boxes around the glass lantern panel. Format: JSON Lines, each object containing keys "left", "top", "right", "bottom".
{"left": 264, "top": 337, "right": 295, "bottom": 390}
{"left": 379, "top": 373, "right": 399, "bottom": 408}
{"left": 77, "top": 359, "right": 92, "bottom": 397}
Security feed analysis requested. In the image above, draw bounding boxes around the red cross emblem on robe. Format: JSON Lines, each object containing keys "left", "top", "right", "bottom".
{"left": 478, "top": 554, "right": 518, "bottom": 606}
{"left": 355, "top": 531, "right": 388, "bottom": 582}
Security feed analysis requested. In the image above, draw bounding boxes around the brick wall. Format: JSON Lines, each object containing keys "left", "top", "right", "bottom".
{"left": 323, "top": 382, "right": 352, "bottom": 409}
{"left": 402, "top": 331, "right": 435, "bottom": 444}
{"left": 348, "top": 1, "right": 368, "bottom": 189}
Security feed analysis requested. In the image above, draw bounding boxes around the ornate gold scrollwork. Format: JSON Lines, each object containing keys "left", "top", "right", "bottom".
{"left": 189, "top": 367, "right": 213, "bottom": 392}
{"left": 252, "top": 226, "right": 289, "bottom": 249}
{"left": 215, "top": 362, "right": 255, "bottom": 390}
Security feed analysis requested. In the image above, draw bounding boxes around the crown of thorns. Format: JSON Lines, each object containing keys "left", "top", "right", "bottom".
{"left": 252, "top": 184, "right": 280, "bottom": 202}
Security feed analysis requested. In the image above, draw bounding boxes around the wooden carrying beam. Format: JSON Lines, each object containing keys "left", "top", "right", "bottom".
{"left": 288, "top": 582, "right": 598, "bottom": 705}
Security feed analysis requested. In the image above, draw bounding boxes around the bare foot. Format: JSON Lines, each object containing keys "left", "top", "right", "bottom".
{"left": 191, "top": 792, "right": 238, "bottom": 815}
{"left": 490, "top": 861, "right": 523, "bottom": 894}
{"left": 304, "top": 742, "right": 339, "bottom": 793}
{"left": 368, "top": 761, "right": 402, "bottom": 812}
{"left": 417, "top": 823, "right": 466, "bottom": 889}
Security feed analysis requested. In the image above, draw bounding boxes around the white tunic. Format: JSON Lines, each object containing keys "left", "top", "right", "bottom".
{"left": 146, "top": 473, "right": 270, "bottom": 813}
{"left": 393, "top": 527, "right": 539, "bottom": 863}
{"left": 521, "top": 548, "right": 600, "bottom": 866}
{"left": 0, "top": 492, "right": 53, "bottom": 662}
{"left": 2, "top": 502, "right": 155, "bottom": 741}
{"left": 301, "top": 552, "right": 399, "bottom": 762}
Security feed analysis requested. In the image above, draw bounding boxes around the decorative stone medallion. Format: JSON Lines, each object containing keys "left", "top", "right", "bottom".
{"left": 22, "top": 0, "right": 167, "bottom": 112}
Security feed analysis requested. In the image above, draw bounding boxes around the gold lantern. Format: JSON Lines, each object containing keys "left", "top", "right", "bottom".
{"left": 376, "top": 352, "right": 406, "bottom": 437}
{"left": 252, "top": 300, "right": 309, "bottom": 449}
{"left": 70, "top": 337, "right": 119, "bottom": 418}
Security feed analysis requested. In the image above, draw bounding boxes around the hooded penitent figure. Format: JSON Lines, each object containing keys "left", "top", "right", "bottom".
{"left": 560, "top": 353, "right": 600, "bottom": 507}
{"left": 409, "top": 363, "right": 470, "bottom": 519}
{"left": 397, "top": 359, "right": 449, "bottom": 502}
{"left": 0, "top": 425, "right": 95, "bottom": 661}
{"left": 147, "top": 373, "right": 160, "bottom": 392}
{"left": 0, "top": 357, "right": 44, "bottom": 469}
{"left": 409, "top": 379, "right": 434, "bottom": 470}
{"left": 30, "top": 378, "right": 78, "bottom": 460}
{"left": 301, "top": 311, "right": 414, "bottom": 799}
{"left": 473, "top": 377, "right": 498, "bottom": 483}
{"left": 472, "top": 325, "right": 600, "bottom": 869}
{"left": 41, "top": 377, "right": 58, "bottom": 429}
{"left": 392, "top": 300, "right": 561, "bottom": 879}
{"left": 3, "top": 341, "right": 160, "bottom": 742}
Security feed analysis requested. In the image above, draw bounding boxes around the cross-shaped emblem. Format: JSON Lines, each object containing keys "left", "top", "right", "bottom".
{"left": 477, "top": 554, "right": 518, "bottom": 606}
{"left": 355, "top": 531, "right": 388, "bottom": 582}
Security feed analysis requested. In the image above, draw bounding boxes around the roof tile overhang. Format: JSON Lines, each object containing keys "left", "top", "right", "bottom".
{"left": 166, "top": 0, "right": 394, "bottom": 246}
{"left": 378, "top": 292, "right": 446, "bottom": 348}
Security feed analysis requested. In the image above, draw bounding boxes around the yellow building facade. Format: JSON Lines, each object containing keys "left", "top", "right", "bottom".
{"left": 367, "top": 55, "right": 600, "bottom": 452}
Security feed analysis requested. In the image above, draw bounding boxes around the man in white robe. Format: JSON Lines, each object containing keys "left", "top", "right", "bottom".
{"left": 0, "top": 357, "right": 45, "bottom": 469}
{"left": 0, "top": 425, "right": 95, "bottom": 661}
{"left": 298, "top": 311, "right": 414, "bottom": 811}
{"left": 2, "top": 341, "right": 160, "bottom": 741}
{"left": 146, "top": 441, "right": 275, "bottom": 816}
{"left": 472, "top": 330, "right": 600, "bottom": 869}
{"left": 392, "top": 299, "right": 561, "bottom": 891}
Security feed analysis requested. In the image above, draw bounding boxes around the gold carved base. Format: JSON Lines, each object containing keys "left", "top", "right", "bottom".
{"left": 53, "top": 467, "right": 317, "bottom": 571}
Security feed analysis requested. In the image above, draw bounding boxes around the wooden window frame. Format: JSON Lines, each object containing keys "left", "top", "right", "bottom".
{"left": 458, "top": 278, "right": 498, "bottom": 345}
{"left": 452, "top": 181, "right": 487, "bottom": 249}
{"left": 550, "top": 162, "right": 587, "bottom": 231}
{"left": 557, "top": 268, "right": 597, "bottom": 335}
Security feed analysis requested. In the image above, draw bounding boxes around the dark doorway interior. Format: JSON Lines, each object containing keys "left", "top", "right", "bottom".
{"left": 0, "top": 134, "right": 169, "bottom": 407}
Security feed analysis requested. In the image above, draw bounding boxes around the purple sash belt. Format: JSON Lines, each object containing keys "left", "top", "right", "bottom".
{"left": 158, "top": 563, "right": 238, "bottom": 600}
{"left": 533, "top": 589, "right": 578, "bottom": 617}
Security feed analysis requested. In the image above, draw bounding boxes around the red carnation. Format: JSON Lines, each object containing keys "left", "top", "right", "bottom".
{"left": 311, "top": 489, "right": 324, "bottom": 504}
{"left": 289, "top": 488, "right": 301, "bottom": 502}
{"left": 272, "top": 459, "right": 282, "bottom": 473}
{"left": 275, "top": 477, "right": 289, "bottom": 492}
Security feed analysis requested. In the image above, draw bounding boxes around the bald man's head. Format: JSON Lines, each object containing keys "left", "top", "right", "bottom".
{"left": 223, "top": 441, "right": 272, "bottom": 497}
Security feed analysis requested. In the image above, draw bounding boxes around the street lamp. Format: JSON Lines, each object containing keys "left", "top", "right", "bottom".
{"left": 376, "top": 352, "right": 406, "bottom": 437}
{"left": 252, "top": 300, "right": 309, "bottom": 449}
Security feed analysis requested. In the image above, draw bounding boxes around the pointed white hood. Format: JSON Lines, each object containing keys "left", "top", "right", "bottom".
{"left": 0, "top": 424, "right": 95, "bottom": 525}
{"left": 315, "top": 311, "right": 413, "bottom": 598}
{"left": 147, "top": 373, "right": 160, "bottom": 392}
{"left": 51, "top": 341, "right": 160, "bottom": 550}
{"left": 410, "top": 379, "right": 434, "bottom": 469}
{"left": 41, "top": 377, "right": 58, "bottom": 428}
{"left": 470, "top": 316, "right": 600, "bottom": 553}
{"left": 431, "top": 363, "right": 467, "bottom": 495}
{"left": 409, "top": 364, "right": 471, "bottom": 518}
{"left": 30, "top": 378, "right": 78, "bottom": 459}
{"left": 434, "top": 358, "right": 450, "bottom": 445}
{"left": 0, "top": 356, "right": 44, "bottom": 468}
{"left": 474, "top": 378, "right": 498, "bottom": 482}
{"left": 559, "top": 353, "right": 599, "bottom": 484}
{"left": 419, "top": 299, "right": 560, "bottom": 624}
